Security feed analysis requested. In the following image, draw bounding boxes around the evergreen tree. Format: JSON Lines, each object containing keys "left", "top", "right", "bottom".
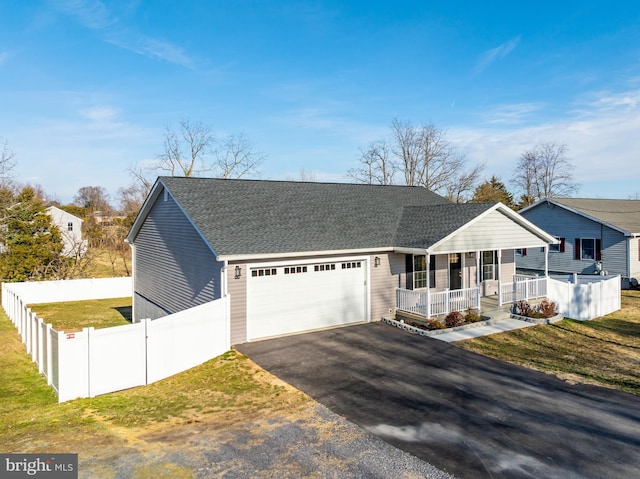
{"left": 471, "top": 176, "right": 515, "bottom": 208}
{"left": 0, "top": 186, "right": 65, "bottom": 281}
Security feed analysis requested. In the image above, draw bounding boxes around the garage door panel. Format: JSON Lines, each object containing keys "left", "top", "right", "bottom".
{"left": 247, "top": 261, "right": 367, "bottom": 340}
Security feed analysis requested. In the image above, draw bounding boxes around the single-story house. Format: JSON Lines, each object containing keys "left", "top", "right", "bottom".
{"left": 126, "top": 177, "right": 557, "bottom": 343}
{"left": 46, "top": 205, "right": 87, "bottom": 257}
{"left": 517, "top": 198, "right": 640, "bottom": 287}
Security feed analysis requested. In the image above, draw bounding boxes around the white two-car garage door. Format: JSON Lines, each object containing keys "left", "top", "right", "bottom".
{"left": 247, "top": 259, "right": 369, "bottom": 340}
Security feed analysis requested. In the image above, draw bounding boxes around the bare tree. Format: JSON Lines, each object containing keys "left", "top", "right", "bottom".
{"left": 513, "top": 142, "right": 579, "bottom": 207}
{"left": 118, "top": 183, "right": 148, "bottom": 224}
{"left": 350, "top": 118, "right": 484, "bottom": 197}
{"left": 445, "top": 162, "right": 485, "bottom": 203}
{"left": 0, "top": 138, "right": 16, "bottom": 188}
{"left": 130, "top": 119, "right": 265, "bottom": 190}
{"left": 73, "top": 186, "right": 111, "bottom": 214}
{"left": 348, "top": 140, "right": 395, "bottom": 185}
{"left": 214, "top": 133, "right": 265, "bottom": 179}
{"left": 157, "top": 119, "right": 213, "bottom": 177}
{"left": 390, "top": 119, "right": 466, "bottom": 190}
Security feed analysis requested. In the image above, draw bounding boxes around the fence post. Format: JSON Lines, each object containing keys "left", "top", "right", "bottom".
{"left": 46, "top": 323, "right": 53, "bottom": 385}
{"left": 444, "top": 288, "right": 450, "bottom": 315}
{"left": 86, "top": 327, "right": 94, "bottom": 398}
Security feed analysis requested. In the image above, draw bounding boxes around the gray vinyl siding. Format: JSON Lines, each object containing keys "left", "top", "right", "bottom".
{"left": 228, "top": 262, "right": 248, "bottom": 345}
{"left": 370, "top": 252, "right": 403, "bottom": 320}
{"left": 519, "top": 202, "right": 630, "bottom": 277}
{"left": 132, "top": 187, "right": 223, "bottom": 321}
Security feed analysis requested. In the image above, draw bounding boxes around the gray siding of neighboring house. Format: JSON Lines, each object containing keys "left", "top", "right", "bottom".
{"left": 518, "top": 202, "right": 630, "bottom": 277}
{"left": 133, "top": 187, "right": 224, "bottom": 321}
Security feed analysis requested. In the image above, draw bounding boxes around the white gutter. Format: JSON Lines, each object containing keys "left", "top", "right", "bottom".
{"left": 218, "top": 246, "right": 394, "bottom": 262}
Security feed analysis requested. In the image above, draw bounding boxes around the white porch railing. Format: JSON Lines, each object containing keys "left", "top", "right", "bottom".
{"left": 499, "top": 277, "right": 548, "bottom": 305}
{"left": 396, "top": 287, "right": 479, "bottom": 318}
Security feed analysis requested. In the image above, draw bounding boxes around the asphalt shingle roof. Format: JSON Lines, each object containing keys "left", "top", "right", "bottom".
{"left": 549, "top": 198, "right": 640, "bottom": 235}
{"left": 155, "top": 177, "right": 496, "bottom": 257}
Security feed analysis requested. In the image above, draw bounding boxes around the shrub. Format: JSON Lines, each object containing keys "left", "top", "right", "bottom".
{"left": 514, "top": 300, "right": 532, "bottom": 317}
{"left": 427, "top": 319, "right": 446, "bottom": 330}
{"left": 465, "top": 308, "right": 482, "bottom": 323}
{"left": 538, "top": 300, "right": 558, "bottom": 318}
{"left": 445, "top": 311, "right": 465, "bottom": 328}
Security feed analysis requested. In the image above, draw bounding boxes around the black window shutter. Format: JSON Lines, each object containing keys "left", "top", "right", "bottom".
{"left": 405, "top": 255, "right": 414, "bottom": 290}
{"left": 522, "top": 248, "right": 527, "bottom": 256}
{"left": 560, "top": 238, "right": 565, "bottom": 253}
{"left": 575, "top": 238, "right": 581, "bottom": 260}
{"left": 596, "top": 239, "right": 602, "bottom": 261}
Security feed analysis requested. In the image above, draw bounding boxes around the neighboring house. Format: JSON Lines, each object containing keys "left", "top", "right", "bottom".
{"left": 126, "top": 177, "right": 557, "bottom": 344}
{"left": 46, "top": 205, "right": 87, "bottom": 257}
{"left": 517, "top": 198, "right": 640, "bottom": 287}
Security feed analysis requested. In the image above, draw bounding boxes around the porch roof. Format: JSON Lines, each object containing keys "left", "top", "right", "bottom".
{"left": 395, "top": 202, "right": 558, "bottom": 254}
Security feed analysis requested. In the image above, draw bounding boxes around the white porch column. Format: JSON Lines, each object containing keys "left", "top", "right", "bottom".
{"left": 497, "top": 249, "right": 502, "bottom": 305}
{"left": 476, "top": 250, "right": 481, "bottom": 309}
{"left": 426, "top": 252, "right": 431, "bottom": 317}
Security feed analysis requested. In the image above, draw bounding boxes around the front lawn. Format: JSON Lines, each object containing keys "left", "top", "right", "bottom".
{"left": 456, "top": 290, "right": 640, "bottom": 395}
{"left": 0, "top": 304, "right": 308, "bottom": 454}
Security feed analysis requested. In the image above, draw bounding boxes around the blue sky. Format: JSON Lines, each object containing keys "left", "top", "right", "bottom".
{"left": 1, "top": 1, "right": 640, "bottom": 204}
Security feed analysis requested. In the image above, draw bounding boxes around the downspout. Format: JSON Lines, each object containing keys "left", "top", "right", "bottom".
{"left": 128, "top": 242, "right": 136, "bottom": 322}
{"left": 545, "top": 245, "right": 549, "bottom": 278}
{"left": 221, "top": 259, "right": 229, "bottom": 297}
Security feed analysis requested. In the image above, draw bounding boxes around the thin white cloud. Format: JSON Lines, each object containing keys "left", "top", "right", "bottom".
{"left": 474, "top": 36, "right": 521, "bottom": 74}
{"left": 48, "top": 0, "right": 194, "bottom": 68}
{"left": 49, "top": 0, "right": 116, "bottom": 29}
{"left": 105, "top": 33, "right": 194, "bottom": 68}
{"left": 79, "top": 105, "right": 120, "bottom": 124}
{"left": 449, "top": 88, "right": 640, "bottom": 197}
{"left": 484, "top": 102, "right": 543, "bottom": 125}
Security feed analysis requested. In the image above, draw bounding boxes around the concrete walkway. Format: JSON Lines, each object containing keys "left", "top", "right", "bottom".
{"left": 433, "top": 318, "right": 535, "bottom": 342}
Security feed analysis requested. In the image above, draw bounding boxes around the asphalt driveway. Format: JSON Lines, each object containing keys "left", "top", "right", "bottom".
{"left": 237, "top": 322, "right": 640, "bottom": 479}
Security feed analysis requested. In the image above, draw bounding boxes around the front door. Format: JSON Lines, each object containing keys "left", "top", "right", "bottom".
{"left": 449, "top": 253, "right": 462, "bottom": 289}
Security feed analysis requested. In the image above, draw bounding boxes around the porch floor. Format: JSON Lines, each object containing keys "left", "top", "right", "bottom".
{"left": 480, "top": 296, "right": 512, "bottom": 321}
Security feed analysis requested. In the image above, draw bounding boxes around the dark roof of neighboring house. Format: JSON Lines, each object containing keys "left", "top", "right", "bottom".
{"left": 528, "top": 198, "right": 640, "bottom": 235}
{"left": 128, "top": 177, "right": 506, "bottom": 257}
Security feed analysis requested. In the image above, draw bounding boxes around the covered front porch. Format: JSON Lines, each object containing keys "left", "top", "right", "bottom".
{"left": 392, "top": 201, "right": 557, "bottom": 320}
{"left": 396, "top": 273, "right": 549, "bottom": 319}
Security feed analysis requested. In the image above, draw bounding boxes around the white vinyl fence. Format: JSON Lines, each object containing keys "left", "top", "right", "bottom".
{"left": 547, "top": 274, "right": 621, "bottom": 321}
{"left": 2, "top": 278, "right": 230, "bottom": 402}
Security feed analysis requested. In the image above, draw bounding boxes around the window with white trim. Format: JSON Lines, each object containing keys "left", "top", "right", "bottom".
{"left": 481, "top": 251, "right": 498, "bottom": 281}
{"left": 549, "top": 237, "right": 565, "bottom": 253}
{"left": 413, "top": 255, "right": 436, "bottom": 289}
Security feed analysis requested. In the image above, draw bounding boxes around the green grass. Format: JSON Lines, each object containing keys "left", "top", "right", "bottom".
{"left": 28, "top": 297, "right": 132, "bottom": 332}
{"left": 0, "top": 306, "right": 308, "bottom": 453}
{"left": 456, "top": 290, "right": 640, "bottom": 395}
